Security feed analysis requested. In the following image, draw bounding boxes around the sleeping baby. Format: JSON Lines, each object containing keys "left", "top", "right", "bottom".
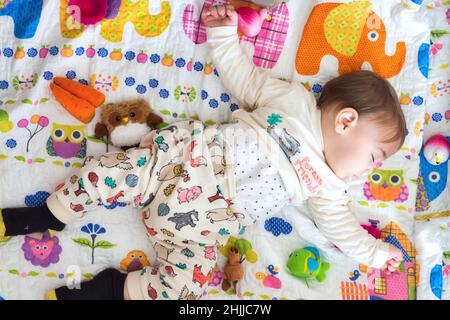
{"left": 0, "top": 4, "right": 404, "bottom": 300}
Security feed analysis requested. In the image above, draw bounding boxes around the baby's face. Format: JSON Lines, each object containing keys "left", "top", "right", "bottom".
{"left": 322, "top": 109, "right": 400, "bottom": 180}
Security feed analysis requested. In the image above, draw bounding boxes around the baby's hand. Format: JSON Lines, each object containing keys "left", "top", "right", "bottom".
{"left": 381, "top": 244, "right": 403, "bottom": 275}
{"left": 201, "top": 4, "right": 238, "bottom": 28}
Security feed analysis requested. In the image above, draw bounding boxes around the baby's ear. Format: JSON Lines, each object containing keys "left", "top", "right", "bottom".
{"left": 146, "top": 113, "right": 164, "bottom": 128}
{"left": 94, "top": 123, "right": 108, "bottom": 138}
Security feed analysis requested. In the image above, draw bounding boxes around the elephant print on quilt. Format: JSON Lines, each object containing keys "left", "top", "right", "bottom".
{"left": 295, "top": 1, "right": 406, "bottom": 78}
{"left": 60, "top": 0, "right": 171, "bottom": 42}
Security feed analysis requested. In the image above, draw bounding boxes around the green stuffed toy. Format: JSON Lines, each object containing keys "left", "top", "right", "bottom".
{"left": 286, "top": 246, "right": 330, "bottom": 286}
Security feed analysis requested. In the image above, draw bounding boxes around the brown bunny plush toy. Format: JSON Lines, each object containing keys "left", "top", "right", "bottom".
{"left": 95, "top": 99, "right": 163, "bottom": 151}
{"left": 222, "top": 246, "right": 244, "bottom": 292}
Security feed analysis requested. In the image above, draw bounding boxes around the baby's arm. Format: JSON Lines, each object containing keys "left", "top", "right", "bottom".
{"left": 307, "top": 192, "right": 402, "bottom": 271}
{"left": 203, "top": 5, "right": 307, "bottom": 110}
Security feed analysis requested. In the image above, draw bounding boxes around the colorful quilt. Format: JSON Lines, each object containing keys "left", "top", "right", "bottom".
{"left": 0, "top": 0, "right": 448, "bottom": 300}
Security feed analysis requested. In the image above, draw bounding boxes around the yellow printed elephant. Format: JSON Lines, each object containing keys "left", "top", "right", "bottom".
{"left": 60, "top": 0, "right": 171, "bottom": 42}
{"left": 296, "top": 1, "right": 406, "bottom": 79}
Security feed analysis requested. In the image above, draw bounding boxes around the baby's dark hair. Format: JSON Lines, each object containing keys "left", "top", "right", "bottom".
{"left": 317, "top": 70, "right": 406, "bottom": 148}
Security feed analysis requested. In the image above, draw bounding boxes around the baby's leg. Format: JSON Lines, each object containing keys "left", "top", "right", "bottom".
{"left": 0, "top": 205, "right": 66, "bottom": 237}
{"left": 125, "top": 241, "right": 217, "bottom": 300}
{"left": 1, "top": 147, "right": 154, "bottom": 237}
{"left": 44, "top": 242, "right": 215, "bottom": 300}
{"left": 45, "top": 268, "right": 127, "bottom": 300}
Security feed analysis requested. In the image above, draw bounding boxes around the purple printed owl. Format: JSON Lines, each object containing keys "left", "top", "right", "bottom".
{"left": 46, "top": 123, "right": 87, "bottom": 159}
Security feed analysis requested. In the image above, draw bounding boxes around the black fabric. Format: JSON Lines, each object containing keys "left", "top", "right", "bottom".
{"left": 55, "top": 268, "right": 126, "bottom": 300}
{"left": 2, "top": 204, "right": 66, "bottom": 236}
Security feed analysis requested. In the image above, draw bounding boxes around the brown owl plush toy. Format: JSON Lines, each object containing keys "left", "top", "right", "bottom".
{"left": 95, "top": 99, "right": 163, "bottom": 151}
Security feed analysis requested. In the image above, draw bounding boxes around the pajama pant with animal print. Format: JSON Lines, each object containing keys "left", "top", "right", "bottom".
{"left": 46, "top": 120, "right": 253, "bottom": 300}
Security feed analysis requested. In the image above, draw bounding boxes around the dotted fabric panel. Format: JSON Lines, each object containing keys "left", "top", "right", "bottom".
{"left": 221, "top": 123, "right": 290, "bottom": 220}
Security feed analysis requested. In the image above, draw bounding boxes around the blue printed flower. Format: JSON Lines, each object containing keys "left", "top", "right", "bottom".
{"left": 209, "top": 99, "right": 219, "bottom": 109}
{"left": 150, "top": 54, "right": 160, "bottom": 63}
{"left": 413, "top": 96, "right": 424, "bottom": 106}
{"left": 49, "top": 46, "right": 59, "bottom": 56}
{"left": 194, "top": 62, "right": 203, "bottom": 71}
{"left": 312, "top": 83, "right": 323, "bottom": 93}
{"left": 81, "top": 223, "right": 106, "bottom": 235}
{"left": 136, "top": 85, "right": 147, "bottom": 94}
{"left": 43, "top": 71, "right": 53, "bottom": 80}
{"left": 6, "top": 139, "right": 16, "bottom": 148}
{"left": 66, "top": 70, "right": 76, "bottom": 80}
{"left": 149, "top": 79, "right": 159, "bottom": 88}
{"left": 3, "top": 48, "right": 13, "bottom": 58}
{"left": 432, "top": 112, "right": 442, "bottom": 122}
{"left": 78, "top": 79, "right": 88, "bottom": 86}
{"left": 220, "top": 93, "right": 230, "bottom": 102}
{"left": 0, "top": 81, "right": 8, "bottom": 90}
{"left": 125, "top": 51, "right": 135, "bottom": 61}
{"left": 201, "top": 90, "right": 208, "bottom": 100}
{"left": 214, "top": 68, "right": 219, "bottom": 77}
{"left": 230, "top": 103, "right": 239, "bottom": 112}
{"left": 97, "top": 48, "right": 108, "bottom": 57}
{"left": 75, "top": 47, "right": 85, "bottom": 56}
{"left": 27, "top": 48, "right": 38, "bottom": 57}
{"left": 175, "top": 58, "right": 186, "bottom": 68}
{"left": 25, "top": 191, "right": 51, "bottom": 207}
{"left": 76, "top": 223, "right": 115, "bottom": 264}
{"left": 159, "top": 89, "right": 169, "bottom": 99}
{"left": 125, "top": 77, "right": 135, "bottom": 86}
{"left": 264, "top": 217, "right": 292, "bottom": 237}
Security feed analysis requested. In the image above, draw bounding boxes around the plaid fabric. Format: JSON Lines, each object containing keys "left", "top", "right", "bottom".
{"left": 183, "top": 3, "right": 208, "bottom": 44}
{"left": 381, "top": 221, "right": 420, "bottom": 285}
{"left": 183, "top": 1, "right": 289, "bottom": 69}
{"left": 242, "top": 3, "right": 289, "bottom": 69}
{"left": 340, "top": 281, "right": 369, "bottom": 300}
{"left": 183, "top": 0, "right": 228, "bottom": 44}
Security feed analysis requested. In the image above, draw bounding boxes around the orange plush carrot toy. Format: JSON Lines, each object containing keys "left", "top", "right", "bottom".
{"left": 50, "top": 77, "right": 105, "bottom": 123}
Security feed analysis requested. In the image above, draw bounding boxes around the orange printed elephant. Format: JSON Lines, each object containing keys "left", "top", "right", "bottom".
{"left": 296, "top": 1, "right": 406, "bottom": 79}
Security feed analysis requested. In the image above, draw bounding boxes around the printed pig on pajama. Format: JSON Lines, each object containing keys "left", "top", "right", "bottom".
{"left": 46, "top": 120, "right": 254, "bottom": 300}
